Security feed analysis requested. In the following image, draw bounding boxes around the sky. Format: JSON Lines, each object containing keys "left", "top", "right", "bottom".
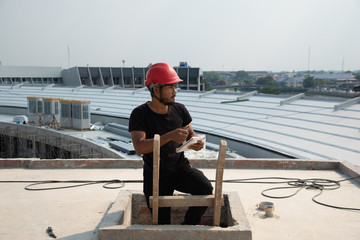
{"left": 0, "top": 0, "right": 359, "bottom": 72}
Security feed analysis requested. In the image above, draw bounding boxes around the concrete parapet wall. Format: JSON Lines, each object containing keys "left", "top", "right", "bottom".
{"left": 337, "top": 161, "right": 360, "bottom": 185}
{"left": 0, "top": 122, "right": 121, "bottom": 159}
{"left": 0, "top": 158, "right": 339, "bottom": 170}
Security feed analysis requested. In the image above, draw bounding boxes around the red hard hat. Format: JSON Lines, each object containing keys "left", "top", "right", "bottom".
{"left": 145, "top": 63, "right": 183, "bottom": 86}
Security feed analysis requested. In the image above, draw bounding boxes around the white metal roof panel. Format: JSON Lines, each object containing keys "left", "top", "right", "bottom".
{"left": 1, "top": 85, "right": 359, "bottom": 166}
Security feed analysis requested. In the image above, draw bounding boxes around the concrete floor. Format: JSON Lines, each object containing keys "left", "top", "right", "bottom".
{"left": 0, "top": 167, "right": 359, "bottom": 240}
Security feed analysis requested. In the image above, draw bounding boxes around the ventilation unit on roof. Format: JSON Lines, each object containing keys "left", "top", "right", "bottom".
{"left": 43, "top": 98, "right": 60, "bottom": 127}
{"left": 60, "top": 99, "right": 72, "bottom": 129}
{"left": 72, "top": 100, "right": 91, "bottom": 130}
{"left": 26, "top": 96, "right": 44, "bottom": 124}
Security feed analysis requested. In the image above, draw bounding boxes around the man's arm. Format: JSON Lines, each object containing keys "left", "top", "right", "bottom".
{"left": 131, "top": 127, "right": 189, "bottom": 155}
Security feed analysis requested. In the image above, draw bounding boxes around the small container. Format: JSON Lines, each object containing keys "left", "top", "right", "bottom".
{"left": 259, "top": 201, "right": 274, "bottom": 210}
{"left": 265, "top": 206, "right": 274, "bottom": 218}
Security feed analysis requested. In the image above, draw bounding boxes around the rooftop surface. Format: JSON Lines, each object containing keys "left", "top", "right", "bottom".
{"left": 1, "top": 85, "right": 360, "bottom": 165}
{"left": 0, "top": 159, "right": 359, "bottom": 240}
{"left": 1, "top": 86, "right": 360, "bottom": 239}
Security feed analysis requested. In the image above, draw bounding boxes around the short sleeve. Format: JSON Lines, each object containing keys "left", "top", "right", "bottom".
{"left": 182, "top": 105, "right": 192, "bottom": 127}
{"left": 128, "top": 106, "right": 147, "bottom": 132}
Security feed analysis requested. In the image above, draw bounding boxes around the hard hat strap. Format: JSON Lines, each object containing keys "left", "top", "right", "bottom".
{"left": 148, "top": 83, "right": 167, "bottom": 106}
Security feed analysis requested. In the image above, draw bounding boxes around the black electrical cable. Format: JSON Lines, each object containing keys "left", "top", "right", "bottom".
{"left": 220, "top": 176, "right": 360, "bottom": 211}
{"left": 0, "top": 179, "right": 142, "bottom": 191}
{"left": 0, "top": 176, "right": 359, "bottom": 211}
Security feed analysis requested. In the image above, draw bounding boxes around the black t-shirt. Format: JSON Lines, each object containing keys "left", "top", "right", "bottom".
{"left": 128, "top": 102, "right": 192, "bottom": 176}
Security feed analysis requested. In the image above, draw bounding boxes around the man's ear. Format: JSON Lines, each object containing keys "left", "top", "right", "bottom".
{"left": 153, "top": 86, "right": 160, "bottom": 96}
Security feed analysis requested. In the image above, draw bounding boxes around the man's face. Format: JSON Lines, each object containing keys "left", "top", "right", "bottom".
{"left": 159, "top": 84, "right": 177, "bottom": 105}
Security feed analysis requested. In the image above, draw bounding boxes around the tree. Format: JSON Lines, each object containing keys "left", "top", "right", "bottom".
{"left": 303, "top": 76, "right": 314, "bottom": 89}
{"left": 256, "top": 75, "right": 275, "bottom": 86}
{"left": 355, "top": 73, "right": 360, "bottom": 81}
{"left": 203, "top": 71, "right": 221, "bottom": 84}
{"left": 261, "top": 86, "right": 280, "bottom": 94}
{"left": 313, "top": 78, "right": 327, "bottom": 89}
{"left": 234, "top": 71, "right": 249, "bottom": 81}
{"left": 215, "top": 80, "right": 226, "bottom": 85}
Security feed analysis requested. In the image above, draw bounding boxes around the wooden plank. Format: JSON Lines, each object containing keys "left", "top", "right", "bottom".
{"left": 213, "top": 140, "right": 227, "bottom": 226}
{"left": 149, "top": 195, "right": 224, "bottom": 208}
{"left": 152, "top": 134, "right": 160, "bottom": 225}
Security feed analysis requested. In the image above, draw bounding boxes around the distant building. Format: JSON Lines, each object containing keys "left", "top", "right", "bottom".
{"left": 246, "top": 71, "right": 269, "bottom": 78}
{"left": 0, "top": 64, "right": 204, "bottom": 91}
{"left": 276, "top": 77, "right": 303, "bottom": 88}
{"left": 313, "top": 73, "right": 356, "bottom": 83}
{"left": 173, "top": 63, "right": 204, "bottom": 90}
{"left": 312, "top": 73, "right": 359, "bottom": 89}
{"left": 210, "top": 71, "right": 268, "bottom": 80}
{"left": 282, "top": 72, "right": 296, "bottom": 78}
{"left": 0, "top": 65, "right": 62, "bottom": 85}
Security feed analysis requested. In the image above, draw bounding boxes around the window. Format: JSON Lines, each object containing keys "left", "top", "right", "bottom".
{"left": 28, "top": 100, "right": 36, "bottom": 113}
{"left": 72, "top": 104, "right": 81, "bottom": 119}
{"left": 37, "top": 101, "right": 43, "bottom": 113}
{"left": 44, "top": 101, "right": 51, "bottom": 114}
{"left": 61, "top": 103, "right": 71, "bottom": 118}
{"left": 83, "top": 105, "right": 89, "bottom": 119}
{"left": 55, "top": 102, "right": 59, "bottom": 115}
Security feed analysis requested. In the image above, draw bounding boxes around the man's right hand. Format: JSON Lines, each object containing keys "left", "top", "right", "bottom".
{"left": 169, "top": 127, "right": 189, "bottom": 143}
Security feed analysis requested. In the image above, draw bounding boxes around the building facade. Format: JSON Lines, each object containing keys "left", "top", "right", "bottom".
{"left": 0, "top": 64, "right": 204, "bottom": 90}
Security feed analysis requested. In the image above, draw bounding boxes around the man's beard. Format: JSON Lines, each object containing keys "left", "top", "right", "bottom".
{"left": 160, "top": 95, "right": 176, "bottom": 106}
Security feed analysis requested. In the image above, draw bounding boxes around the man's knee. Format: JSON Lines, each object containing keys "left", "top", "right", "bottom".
{"left": 202, "top": 180, "right": 213, "bottom": 195}
{"left": 194, "top": 177, "right": 213, "bottom": 195}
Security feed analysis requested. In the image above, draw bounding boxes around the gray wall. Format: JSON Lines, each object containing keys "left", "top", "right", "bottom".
{"left": 61, "top": 67, "right": 82, "bottom": 86}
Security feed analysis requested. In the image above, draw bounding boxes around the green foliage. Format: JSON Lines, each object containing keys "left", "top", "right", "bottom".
{"left": 204, "top": 80, "right": 212, "bottom": 91}
{"left": 260, "top": 86, "right": 280, "bottom": 94}
{"left": 303, "top": 76, "right": 314, "bottom": 88}
{"left": 303, "top": 76, "right": 327, "bottom": 89}
{"left": 314, "top": 78, "right": 327, "bottom": 88}
{"left": 256, "top": 75, "right": 275, "bottom": 86}
{"left": 203, "top": 71, "right": 221, "bottom": 83}
{"left": 215, "top": 80, "right": 227, "bottom": 85}
{"left": 355, "top": 73, "right": 360, "bottom": 81}
{"left": 234, "top": 71, "right": 249, "bottom": 81}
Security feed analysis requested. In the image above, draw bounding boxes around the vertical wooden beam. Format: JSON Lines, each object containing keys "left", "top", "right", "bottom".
{"left": 213, "top": 140, "right": 227, "bottom": 226}
{"left": 152, "top": 134, "right": 160, "bottom": 225}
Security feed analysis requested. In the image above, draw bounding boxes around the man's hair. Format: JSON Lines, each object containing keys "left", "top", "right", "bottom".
{"left": 147, "top": 82, "right": 158, "bottom": 97}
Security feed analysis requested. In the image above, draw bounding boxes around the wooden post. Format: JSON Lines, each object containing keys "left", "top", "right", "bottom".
{"left": 213, "top": 140, "right": 227, "bottom": 226}
{"left": 152, "top": 134, "right": 160, "bottom": 225}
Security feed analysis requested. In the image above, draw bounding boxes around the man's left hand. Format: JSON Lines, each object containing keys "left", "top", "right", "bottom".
{"left": 188, "top": 140, "right": 204, "bottom": 151}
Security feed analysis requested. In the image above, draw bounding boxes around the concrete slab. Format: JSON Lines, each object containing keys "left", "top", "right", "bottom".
{"left": 0, "top": 164, "right": 359, "bottom": 240}
{"left": 98, "top": 191, "right": 252, "bottom": 240}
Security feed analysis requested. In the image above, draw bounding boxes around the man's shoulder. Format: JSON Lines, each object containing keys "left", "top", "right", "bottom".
{"left": 129, "top": 103, "right": 149, "bottom": 131}
{"left": 132, "top": 102, "right": 148, "bottom": 113}
{"left": 170, "top": 102, "right": 190, "bottom": 119}
{"left": 172, "top": 102, "right": 186, "bottom": 109}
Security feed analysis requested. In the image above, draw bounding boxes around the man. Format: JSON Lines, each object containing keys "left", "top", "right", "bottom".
{"left": 128, "top": 62, "right": 213, "bottom": 225}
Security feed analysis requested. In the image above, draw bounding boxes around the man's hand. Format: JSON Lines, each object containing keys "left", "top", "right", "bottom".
{"left": 188, "top": 140, "right": 204, "bottom": 151}
{"left": 169, "top": 127, "right": 189, "bottom": 143}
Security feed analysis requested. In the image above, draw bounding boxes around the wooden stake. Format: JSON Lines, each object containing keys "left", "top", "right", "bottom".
{"left": 152, "top": 134, "right": 160, "bottom": 225}
{"left": 213, "top": 140, "right": 226, "bottom": 226}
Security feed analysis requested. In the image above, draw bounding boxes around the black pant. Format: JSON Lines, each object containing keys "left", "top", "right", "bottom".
{"left": 144, "top": 163, "right": 213, "bottom": 225}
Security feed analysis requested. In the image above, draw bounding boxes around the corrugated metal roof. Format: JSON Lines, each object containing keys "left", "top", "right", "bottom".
{"left": 0, "top": 85, "right": 359, "bottom": 166}
{"left": 276, "top": 77, "right": 303, "bottom": 82}
{"left": 312, "top": 73, "right": 353, "bottom": 80}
